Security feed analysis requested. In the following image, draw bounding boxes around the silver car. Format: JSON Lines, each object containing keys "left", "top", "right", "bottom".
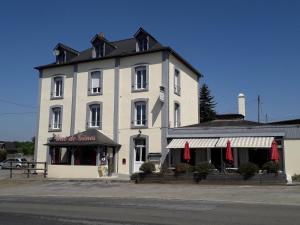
{"left": 0, "top": 158, "right": 27, "bottom": 169}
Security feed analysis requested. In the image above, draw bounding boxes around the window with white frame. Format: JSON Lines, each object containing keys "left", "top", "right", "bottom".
{"left": 134, "top": 138, "right": 146, "bottom": 162}
{"left": 174, "top": 103, "right": 180, "bottom": 127}
{"left": 53, "top": 77, "right": 63, "bottom": 98}
{"left": 134, "top": 102, "right": 147, "bottom": 126}
{"left": 135, "top": 66, "right": 147, "bottom": 90}
{"left": 51, "top": 107, "right": 61, "bottom": 130}
{"left": 91, "top": 71, "right": 101, "bottom": 94}
{"left": 174, "top": 69, "right": 181, "bottom": 95}
{"left": 89, "top": 104, "right": 101, "bottom": 128}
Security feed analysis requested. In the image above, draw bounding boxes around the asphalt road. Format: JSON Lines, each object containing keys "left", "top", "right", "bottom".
{"left": 0, "top": 196, "right": 299, "bottom": 225}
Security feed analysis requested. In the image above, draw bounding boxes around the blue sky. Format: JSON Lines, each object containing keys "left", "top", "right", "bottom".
{"left": 0, "top": 0, "right": 299, "bottom": 141}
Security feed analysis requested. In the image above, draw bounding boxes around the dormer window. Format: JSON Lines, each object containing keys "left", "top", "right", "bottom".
{"left": 54, "top": 49, "right": 66, "bottom": 64}
{"left": 137, "top": 37, "right": 148, "bottom": 52}
{"left": 93, "top": 42, "right": 105, "bottom": 58}
{"left": 53, "top": 43, "right": 79, "bottom": 64}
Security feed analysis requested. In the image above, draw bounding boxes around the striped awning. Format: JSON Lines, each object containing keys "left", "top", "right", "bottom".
{"left": 166, "top": 138, "right": 219, "bottom": 149}
{"left": 215, "top": 137, "right": 274, "bottom": 148}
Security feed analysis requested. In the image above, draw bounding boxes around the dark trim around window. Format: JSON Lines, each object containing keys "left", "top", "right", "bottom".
{"left": 48, "top": 105, "right": 63, "bottom": 132}
{"left": 88, "top": 69, "right": 103, "bottom": 96}
{"left": 131, "top": 64, "right": 149, "bottom": 93}
{"left": 174, "top": 101, "right": 181, "bottom": 127}
{"left": 50, "top": 74, "right": 65, "bottom": 100}
{"left": 131, "top": 98, "right": 149, "bottom": 129}
{"left": 174, "top": 68, "right": 181, "bottom": 96}
{"left": 86, "top": 101, "right": 103, "bottom": 130}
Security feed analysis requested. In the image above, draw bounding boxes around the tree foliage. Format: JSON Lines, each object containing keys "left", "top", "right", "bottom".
{"left": 199, "top": 84, "right": 217, "bottom": 122}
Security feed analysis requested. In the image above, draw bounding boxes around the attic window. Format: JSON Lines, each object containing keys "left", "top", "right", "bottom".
{"left": 137, "top": 37, "right": 148, "bottom": 52}
{"left": 55, "top": 50, "right": 66, "bottom": 64}
{"left": 93, "top": 42, "right": 105, "bottom": 58}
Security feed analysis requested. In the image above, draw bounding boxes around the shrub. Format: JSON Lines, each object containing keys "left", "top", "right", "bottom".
{"left": 195, "top": 162, "right": 215, "bottom": 175}
{"left": 130, "top": 172, "right": 138, "bottom": 180}
{"left": 238, "top": 162, "right": 259, "bottom": 180}
{"left": 139, "top": 162, "right": 156, "bottom": 174}
{"left": 292, "top": 174, "right": 300, "bottom": 182}
{"left": 175, "top": 163, "right": 194, "bottom": 174}
{"left": 262, "top": 161, "right": 280, "bottom": 173}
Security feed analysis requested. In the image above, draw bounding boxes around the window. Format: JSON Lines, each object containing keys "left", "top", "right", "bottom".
{"left": 94, "top": 43, "right": 105, "bottom": 58}
{"left": 174, "top": 103, "right": 181, "bottom": 127}
{"left": 137, "top": 38, "right": 148, "bottom": 52}
{"left": 174, "top": 69, "right": 181, "bottom": 95}
{"left": 134, "top": 138, "right": 146, "bottom": 162}
{"left": 89, "top": 104, "right": 101, "bottom": 128}
{"left": 91, "top": 71, "right": 101, "bottom": 94}
{"left": 134, "top": 102, "right": 147, "bottom": 126}
{"left": 132, "top": 65, "right": 149, "bottom": 92}
{"left": 135, "top": 66, "right": 147, "bottom": 90}
{"left": 51, "top": 107, "right": 62, "bottom": 130}
{"left": 88, "top": 70, "right": 102, "bottom": 95}
{"left": 51, "top": 76, "right": 63, "bottom": 99}
{"left": 57, "top": 50, "right": 66, "bottom": 64}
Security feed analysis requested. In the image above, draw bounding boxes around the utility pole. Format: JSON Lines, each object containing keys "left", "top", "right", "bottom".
{"left": 265, "top": 114, "right": 268, "bottom": 123}
{"left": 257, "top": 95, "right": 261, "bottom": 123}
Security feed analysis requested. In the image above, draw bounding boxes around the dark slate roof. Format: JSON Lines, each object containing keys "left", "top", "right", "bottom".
{"left": 184, "top": 119, "right": 263, "bottom": 128}
{"left": 268, "top": 119, "right": 300, "bottom": 125}
{"left": 35, "top": 28, "right": 202, "bottom": 76}
{"left": 54, "top": 43, "right": 79, "bottom": 55}
{"left": 46, "top": 129, "right": 120, "bottom": 147}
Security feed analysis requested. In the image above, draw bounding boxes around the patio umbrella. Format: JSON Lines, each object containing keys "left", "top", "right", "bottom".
{"left": 270, "top": 140, "right": 280, "bottom": 162}
{"left": 184, "top": 141, "right": 191, "bottom": 162}
{"left": 226, "top": 140, "right": 234, "bottom": 163}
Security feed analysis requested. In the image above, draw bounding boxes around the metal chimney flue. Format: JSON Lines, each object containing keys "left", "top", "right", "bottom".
{"left": 238, "top": 93, "right": 246, "bottom": 117}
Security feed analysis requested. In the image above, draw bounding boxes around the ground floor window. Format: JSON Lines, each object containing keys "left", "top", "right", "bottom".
{"left": 50, "top": 147, "right": 71, "bottom": 165}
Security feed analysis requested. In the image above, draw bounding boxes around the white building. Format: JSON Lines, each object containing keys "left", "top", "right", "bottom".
{"left": 34, "top": 28, "right": 201, "bottom": 178}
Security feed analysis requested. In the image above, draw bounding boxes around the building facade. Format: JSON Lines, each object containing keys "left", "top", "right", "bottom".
{"left": 34, "top": 28, "right": 201, "bottom": 178}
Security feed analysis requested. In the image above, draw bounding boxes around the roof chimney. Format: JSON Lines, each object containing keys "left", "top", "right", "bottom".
{"left": 238, "top": 93, "right": 246, "bottom": 117}
{"left": 99, "top": 32, "right": 105, "bottom": 38}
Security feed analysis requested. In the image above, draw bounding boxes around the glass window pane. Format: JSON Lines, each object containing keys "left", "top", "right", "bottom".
{"left": 142, "top": 147, "right": 146, "bottom": 161}
{"left": 135, "top": 147, "right": 140, "bottom": 161}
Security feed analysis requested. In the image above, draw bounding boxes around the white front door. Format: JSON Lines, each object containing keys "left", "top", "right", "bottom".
{"left": 133, "top": 138, "right": 146, "bottom": 172}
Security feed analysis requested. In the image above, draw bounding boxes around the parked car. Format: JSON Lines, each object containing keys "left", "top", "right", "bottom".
{"left": 0, "top": 158, "right": 27, "bottom": 169}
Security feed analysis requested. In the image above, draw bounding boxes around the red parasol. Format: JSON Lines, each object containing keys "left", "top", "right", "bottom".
{"left": 184, "top": 141, "right": 191, "bottom": 162}
{"left": 270, "top": 140, "right": 280, "bottom": 162}
{"left": 226, "top": 140, "right": 234, "bottom": 163}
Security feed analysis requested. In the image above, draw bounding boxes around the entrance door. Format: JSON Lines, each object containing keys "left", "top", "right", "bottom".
{"left": 133, "top": 138, "right": 146, "bottom": 172}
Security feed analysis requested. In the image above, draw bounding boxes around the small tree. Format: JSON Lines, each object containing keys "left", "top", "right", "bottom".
{"left": 199, "top": 83, "right": 217, "bottom": 122}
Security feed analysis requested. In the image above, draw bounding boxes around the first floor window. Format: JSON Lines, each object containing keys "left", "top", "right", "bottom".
{"left": 91, "top": 71, "right": 101, "bottom": 94}
{"left": 174, "top": 69, "right": 180, "bottom": 95}
{"left": 134, "top": 138, "right": 146, "bottom": 162}
{"left": 89, "top": 104, "right": 100, "bottom": 128}
{"left": 135, "top": 66, "right": 147, "bottom": 90}
{"left": 52, "top": 107, "right": 61, "bottom": 129}
{"left": 134, "top": 102, "right": 146, "bottom": 126}
{"left": 174, "top": 103, "right": 180, "bottom": 127}
{"left": 53, "top": 77, "right": 63, "bottom": 97}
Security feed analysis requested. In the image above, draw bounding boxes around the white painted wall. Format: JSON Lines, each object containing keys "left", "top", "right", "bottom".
{"left": 169, "top": 54, "right": 199, "bottom": 127}
{"left": 48, "top": 165, "right": 99, "bottom": 178}
{"left": 118, "top": 52, "right": 163, "bottom": 174}
{"left": 35, "top": 65, "right": 74, "bottom": 164}
{"left": 284, "top": 139, "right": 300, "bottom": 176}
{"left": 35, "top": 51, "right": 201, "bottom": 177}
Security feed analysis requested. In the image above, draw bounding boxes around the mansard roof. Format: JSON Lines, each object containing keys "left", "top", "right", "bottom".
{"left": 35, "top": 28, "right": 202, "bottom": 77}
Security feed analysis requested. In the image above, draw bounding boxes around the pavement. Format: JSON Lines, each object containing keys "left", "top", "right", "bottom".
{"left": 1, "top": 170, "right": 300, "bottom": 224}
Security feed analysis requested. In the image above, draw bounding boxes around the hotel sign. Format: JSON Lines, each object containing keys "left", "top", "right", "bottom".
{"left": 52, "top": 135, "right": 96, "bottom": 142}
